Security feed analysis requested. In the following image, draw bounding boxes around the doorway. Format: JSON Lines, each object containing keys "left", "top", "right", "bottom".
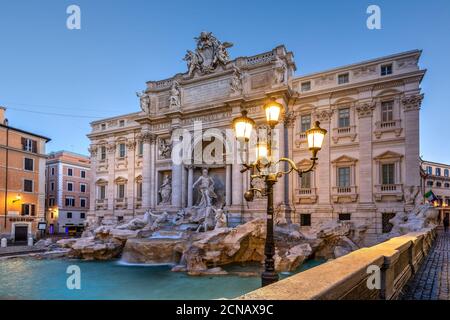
{"left": 14, "top": 225, "right": 28, "bottom": 242}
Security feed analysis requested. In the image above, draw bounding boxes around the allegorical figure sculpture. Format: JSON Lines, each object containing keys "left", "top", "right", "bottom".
{"left": 136, "top": 90, "right": 150, "bottom": 114}
{"left": 159, "top": 138, "right": 172, "bottom": 159}
{"left": 274, "top": 55, "right": 287, "bottom": 84}
{"left": 159, "top": 174, "right": 172, "bottom": 205}
{"left": 192, "top": 168, "right": 217, "bottom": 208}
{"left": 230, "top": 65, "right": 243, "bottom": 94}
{"left": 169, "top": 81, "right": 181, "bottom": 109}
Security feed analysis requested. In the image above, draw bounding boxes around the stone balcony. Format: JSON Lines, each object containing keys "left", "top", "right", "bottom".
{"left": 294, "top": 188, "right": 318, "bottom": 204}
{"left": 331, "top": 186, "right": 358, "bottom": 203}
{"left": 374, "top": 184, "right": 404, "bottom": 201}
{"left": 294, "top": 132, "right": 307, "bottom": 148}
{"left": 374, "top": 120, "right": 402, "bottom": 139}
{"left": 114, "top": 198, "right": 128, "bottom": 209}
{"left": 332, "top": 126, "right": 357, "bottom": 144}
{"left": 135, "top": 198, "right": 142, "bottom": 209}
{"left": 95, "top": 199, "right": 108, "bottom": 210}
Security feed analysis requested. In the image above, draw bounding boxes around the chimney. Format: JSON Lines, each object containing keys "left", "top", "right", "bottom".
{"left": 0, "top": 106, "right": 6, "bottom": 125}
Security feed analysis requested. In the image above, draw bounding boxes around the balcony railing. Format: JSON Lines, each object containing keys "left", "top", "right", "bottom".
{"left": 332, "top": 126, "right": 357, "bottom": 143}
{"left": 294, "top": 132, "right": 308, "bottom": 148}
{"left": 374, "top": 184, "right": 403, "bottom": 201}
{"left": 114, "top": 198, "right": 128, "bottom": 208}
{"left": 331, "top": 186, "right": 358, "bottom": 203}
{"left": 374, "top": 120, "right": 402, "bottom": 139}
{"left": 95, "top": 198, "right": 108, "bottom": 209}
{"left": 295, "top": 188, "right": 317, "bottom": 204}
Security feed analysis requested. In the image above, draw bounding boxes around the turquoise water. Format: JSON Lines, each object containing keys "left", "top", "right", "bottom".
{"left": 0, "top": 258, "right": 324, "bottom": 300}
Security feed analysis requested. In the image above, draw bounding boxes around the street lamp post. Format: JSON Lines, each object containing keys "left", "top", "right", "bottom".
{"left": 232, "top": 98, "right": 327, "bottom": 287}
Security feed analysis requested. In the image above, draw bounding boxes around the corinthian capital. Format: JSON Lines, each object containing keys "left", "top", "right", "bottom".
{"left": 401, "top": 94, "right": 423, "bottom": 112}
{"left": 141, "top": 130, "right": 156, "bottom": 144}
{"left": 283, "top": 111, "right": 296, "bottom": 128}
{"left": 88, "top": 144, "right": 98, "bottom": 156}
{"left": 356, "top": 101, "right": 376, "bottom": 118}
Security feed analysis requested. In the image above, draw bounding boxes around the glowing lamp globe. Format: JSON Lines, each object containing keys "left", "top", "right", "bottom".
{"left": 263, "top": 99, "right": 282, "bottom": 127}
{"left": 232, "top": 110, "right": 255, "bottom": 142}
{"left": 306, "top": 121, "right": 327, "bottom": 156}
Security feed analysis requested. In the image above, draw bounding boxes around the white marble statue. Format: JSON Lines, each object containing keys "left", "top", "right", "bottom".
{"left": 192, "top": 168, "right": 217, "bottom": 208}
{"left": 159, "top": 138, "right": 172, "bottom": 159}
{"left": 183, "top": 50, "right": 200, "bottom": 77}
{"left": 159, "top": 174, "right": 172, "bottom": 205}
{"left": 136, "top": 91, "right": 150, "bottom": 114}
{"left": 230, "top": 66, "right": 243, "bottom": 94}
{"left": 213, "top": 207, "right": 228, "bottom": 229}
{"left": 274, "top": 55, "right": 287, "bottom": 84}
{"left": 169, "top": 81, "right": 181, "bottom": 109}
{"left": 150, "top": 211, "right": 169, "bottom": 231}
{"left": 116, "top": 210, "right": 152, "bottom": 230}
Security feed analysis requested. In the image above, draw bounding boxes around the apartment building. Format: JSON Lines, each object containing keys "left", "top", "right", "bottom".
{"left": 421, "top": 160, "right": 450, "bottom": 222}
{"left": 0, "top": 107, "right": 50, "bottom": 241}
{"left": 45, "top": 151, "right": 90, "bottom": 234}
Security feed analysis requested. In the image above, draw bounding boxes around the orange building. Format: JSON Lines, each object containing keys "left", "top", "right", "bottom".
{"left": 0, "top": 107, "right": 50, "bottom": 242}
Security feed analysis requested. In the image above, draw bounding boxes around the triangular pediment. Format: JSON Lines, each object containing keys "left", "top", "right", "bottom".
{"left": 331, "top": 155, "right": 358, "bottom": 164}
{"left": 114, "top": 176, "right": 128, "bottom": 184}
{"left": 95, "top": 178, "right": 108, "bottom": 185}
{"left": 374, "top": 151, "right": 403, "bottom": 160}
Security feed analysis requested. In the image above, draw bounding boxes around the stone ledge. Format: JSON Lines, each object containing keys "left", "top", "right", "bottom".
{"left": 238, "top": 228, "right": 437, "bottom": 300}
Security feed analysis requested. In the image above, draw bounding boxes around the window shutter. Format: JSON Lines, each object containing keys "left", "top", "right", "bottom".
{"left": 21, "top": 204, "right": 26, "bottom": 215}
{"left": 32, "top": 140, "right": 37, "bottom": 153}
{"left": 31, "top": 205, "right": 36, "bottom": 216}
{"left": 21, "top": 138, "right": 27, "bottom": 151}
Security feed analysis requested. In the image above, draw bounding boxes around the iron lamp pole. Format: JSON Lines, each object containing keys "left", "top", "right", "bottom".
{"left": 232, "top": 98, "right": 327, "bottom": 287}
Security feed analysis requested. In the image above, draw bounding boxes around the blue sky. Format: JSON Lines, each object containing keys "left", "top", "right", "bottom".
{"left": 0, "top": 0, "right": 449, "bottom": 163}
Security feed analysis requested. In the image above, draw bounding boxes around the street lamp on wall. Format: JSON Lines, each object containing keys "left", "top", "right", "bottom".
{"left": 232, "top": 98, "right": 327, "bottom": 287}
{"left": 12, "top": 194, "right": 21, "bottom": 204}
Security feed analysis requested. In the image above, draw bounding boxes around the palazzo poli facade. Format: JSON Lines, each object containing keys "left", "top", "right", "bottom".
{"left": 87, "top": 32, "right": 425, "bottom": 244}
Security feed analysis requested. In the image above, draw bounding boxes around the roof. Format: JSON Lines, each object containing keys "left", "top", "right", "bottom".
{"left": 0, "top": 123, "right": 51, "bottom": 142}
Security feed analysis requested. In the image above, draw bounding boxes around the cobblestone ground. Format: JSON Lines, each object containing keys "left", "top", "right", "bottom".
{"left": 402, "top": 228, "right": 450, "bottom": 300}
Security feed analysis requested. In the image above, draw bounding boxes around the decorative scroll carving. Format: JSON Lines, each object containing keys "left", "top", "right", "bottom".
{"left": 401, "top": 94, "right": 423, "bottom": 112}
{"left": 107, "top": 143, "right": 116, "bottom": 154}
{"left": 313, "top": 109, "right": 333, "bottom": 122}
{"left": 356, "top": 102, "right": 376, "bottom": 118}
{"left": 127, "top": 140, "right": 136, "bottom": 151}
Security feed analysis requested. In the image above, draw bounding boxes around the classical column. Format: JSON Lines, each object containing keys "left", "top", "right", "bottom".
{"left": 171, "top": 163, "right": 182, "bottom": 208}
{"left": 231, "top": 140, "right": 243, "bottom": 206}
{"left": 226, "top": 164, "right": 232, "bottom": 206}
{"left": 314, "top": 110, "right": 333, "bottom": 206}
{"left": 187, "top": 166, "right": 194, "bottom": 207}
{"left": 141, "top": 130, "right": 154, "bottom": 210}
{"left": 106, "top": 141, "right": 116, "bottom": 212}
{"left": 149, "top": 138, "right": 157, "bottom": 208}
{"left": 182, "top": 165, "right": 187, "bottom": 207}
{"left": 126, "top": 139, "right": 136, "bottom": 212}
{"left": 402, "top": 94, "right": 423, "bottom": 189}
{"left": 356, "top": 102, "right": 376, "bottom": 204}
{"left": 274, "top": 121, "right": 285, "bottom": 207}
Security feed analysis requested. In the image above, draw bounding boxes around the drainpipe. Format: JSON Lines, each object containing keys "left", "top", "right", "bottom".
{"left": 3, "top": 126, "right": 9, "bottom": 230}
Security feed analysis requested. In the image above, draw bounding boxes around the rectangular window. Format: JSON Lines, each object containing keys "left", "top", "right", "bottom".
{"left": 21, "top": 138, "right": 37, "bottom": 153}
{"left": 67, "top": 212, "right": 72, "bottom": 219}
{"left": 81, "top": 170, "right": 86, "bottom": 178}
{"left": 80, "top": 212, "right": 86, "bottom": 219}
{"left": 50, "top": 182, "right": 55, "bottom": 191}
{"left": 338, "top": 167, "right": 351, "bottom": 187}
{"left": 51, "top": 167, "right": 55, "bottom": 175}
{"left": 301, "top": 81, "right": 311, "bottom": 92}
{"left": 339, "top": 213, "right": 351, "bottom": 221}
{"left": 67, "top": 182, "right": 73, "bottom": 192}
{"left": 382, "top": 163, "right": 395, "bottom": 185}
{"left": 101, "top": 123, "right": 106, "bottom": 130}
{"left": 24, "top": 179, "right": 33, "bottom": 192}
{"left": 117, "top": 184, "right": 125, "bottom": 199}
{"left": 80, "top": 184, "right": 86, "bottom": 193}
{"left": 338, "top": 73, "right": 349, "bottom": 85}
{"left": 445, "top": 169, "right": 449, "bottom": 177}
{"left": 99, "top": 186, "right": 106, "bottom": 200}
{"left": 300, "top": 214, "right": 311, "bottom": 227}
{"left": 300, "top": 171, "right": 311, "bottom": 189}
{"left": 300, "top": 115, "right": 311, "bottom": 133}
{"left": 80, "top": 198, "right": 86, "bottom": 208}
{"left": 137, "top": 182, "right": 143, "bottom": 198}
{"left": 381, "top": 101, "right": 394, "bottom": 122}
{"left": 436, "top": 168, "right": 441, "bottom": 176}
{"left": 119, "top": 120, "right": 125, "bottom": 127}
{"left": 65, "top": 197, "right": 75, "bottom": 207}
{"left": 338, "top": 108, "right": 350, "bottom": 128}
{"left": 138, "top": 141, "right": 144, "bottom": 156}
{"left": 24, "top": 158, "right": 34, "bottom": 171}
{"left": 381, "top": 64, "right": 393, "bottom": 76}
{"left": 48, "top": 198, "right": 55, "bottom": 207}
{"left": 101, "top": 146, "right": 106, "bottom": 160}
{"left": 119, "top": 143, "right": 126, "bottom": 158}
{"left": 426, "top": 166, "right": 432, "bottom": 175}
{"left": 21, "top": 204, "right": 36, "bottom": 216}
{"left": 68, "top": 168, "right": 73, "bottom": 176}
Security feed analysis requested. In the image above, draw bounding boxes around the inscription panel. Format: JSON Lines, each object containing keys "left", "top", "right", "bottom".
{"left": 183, "top": 79, "right": 230, "bottom": 105}
{"left": 251, "top": 71, "right": 270, "bottom": 89}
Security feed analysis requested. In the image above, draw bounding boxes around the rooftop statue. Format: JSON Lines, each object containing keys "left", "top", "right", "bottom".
{"left": 183, "top": 31, "right": 233, "bottom": 76}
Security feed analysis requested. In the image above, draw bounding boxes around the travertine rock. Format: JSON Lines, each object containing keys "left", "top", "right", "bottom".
{"left": 274, "top": 243, "right": 312, "bottom": 272}
{"left": 121, "top": 238, "right": 185, "bottom": 264}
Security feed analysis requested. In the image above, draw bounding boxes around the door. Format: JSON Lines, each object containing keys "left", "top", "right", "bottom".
{"left": 14, "top": 226, "right": 28, "bottom": 242}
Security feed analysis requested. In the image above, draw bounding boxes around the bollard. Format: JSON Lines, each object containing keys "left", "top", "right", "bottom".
{"left": 1, "top": 238, "right": 7, "bottom": 248}
{"left": 27, "top": 236, "right": 34, "bottom": 246}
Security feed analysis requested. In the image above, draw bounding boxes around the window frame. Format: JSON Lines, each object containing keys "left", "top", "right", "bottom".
{"left": 338, "top": 73, "right": 349, "bottom": 85}
{"left": 23, "top": 179, "right": 33, "bottom": 193}
{"left": 338, "top": 108, "right": 350, "bottom": 128}
{"left": 381, "top": 64, "right": 393, "bottom": 76}
{"left": 24, "top": 157, "right": 34, "bottom": 171}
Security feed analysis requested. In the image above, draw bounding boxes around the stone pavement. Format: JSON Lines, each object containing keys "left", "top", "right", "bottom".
{"left": 401, "top": 228, "right": 450, "bottom": 300}
{"left": 0, "top": 245, "right": 46, "bottom": 258}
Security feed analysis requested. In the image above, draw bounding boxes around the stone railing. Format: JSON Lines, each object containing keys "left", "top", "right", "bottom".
{"left": 374, "top": 119, "right": 402, "bottom": 139}
{"left": 374, "top": 184, "right": 403, "bottom": 201}
{"left": 239, "top": 228, "right": 437, "bottom": 300}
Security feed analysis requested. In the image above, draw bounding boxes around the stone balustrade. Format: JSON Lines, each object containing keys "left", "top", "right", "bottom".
{"left": 238, "top": 227, "right": 437, "bottom": 300}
